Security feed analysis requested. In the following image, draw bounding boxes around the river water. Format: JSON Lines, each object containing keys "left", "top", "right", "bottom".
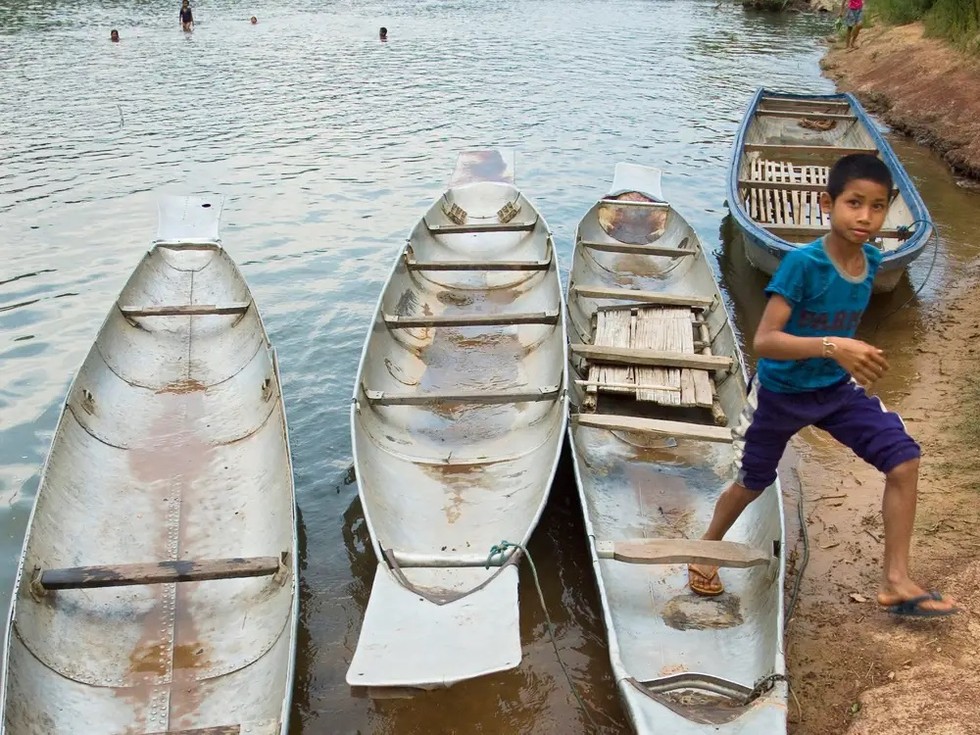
{"left": 2, "top": 1, "right": 979, "bottom": 733}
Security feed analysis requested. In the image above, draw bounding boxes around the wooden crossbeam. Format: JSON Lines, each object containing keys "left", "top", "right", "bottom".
{"left": 760, "top": 97, "right": 850, "bottom": 109}
{"left": 740, "top": 178, "right": 899, "bottom": 199}
{"left": 570, "top": 286, "right": 713, "bottom": 308}
{"left": 580, "top": 241, "right": 696, "bottom": 258}
{"left": 570, "top": 343, "right": 731, "bottom": 371}
{"left": 155, "top": 242, "right": 222, "bottom": 251}
{"left": 364, "top": 385, "right": 560, "bottom": 406}
{"left": 404, "top": 254, "right": 551, "bottom": 271}
{"left": 119, "top": 303, "right": 250, "bottom": 318}
{"left": 756, "top": 110, "right": 855, "bottom": 121}
{"left": 383, "top": 311, "right": 559, "bottom": 328}
{"left": 38, "top": 555, "right": 284, "bottom": 591}
{"left": 744, "top": 144, "right": 877, "bottom": 156}
{"left": 595, "top": 539, "right": 770, "bottom": 568}
{"left": 738, "top": 179, "right": 828, "bottom": 193}
{"left": 574, "top": 379, "right": 680, "bottom": 393}
{"left": 150, "top": 727, "right": 243, "bottom": 735}
{"left": 573, "top": 413, "right": 733, "bottom": 442}
{"left": 598, "top": 199, "right": 670, "bottom": 209}
{"left": 424, "top": 219, "right": 538, "bottom": 234}
{"left": 762, "top": 223, "right": 906, "bottom": 239}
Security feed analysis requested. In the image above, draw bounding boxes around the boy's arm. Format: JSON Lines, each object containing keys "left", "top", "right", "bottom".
{"left": 839, "top": 0, "right": 847, "bottom": 15}
{"left": 753, "top": 294, "right": 889, "bottom": 386}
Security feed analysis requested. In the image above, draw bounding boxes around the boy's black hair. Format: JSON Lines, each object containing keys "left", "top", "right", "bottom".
{"left": 826, "top": 153, "right": 893, "bottom": 200}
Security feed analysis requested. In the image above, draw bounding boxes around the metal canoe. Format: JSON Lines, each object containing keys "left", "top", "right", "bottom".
{"left": 347, "top": 150, "right": 567, "bottom": 690}
{"left": 0, "top": 196, "right": 299, "bottom": 735}
{"left": 727, "top": 86, "right": 932, "bottom": 293}
{"left": 566, "top": 164, "right": 788, "bottom": 734}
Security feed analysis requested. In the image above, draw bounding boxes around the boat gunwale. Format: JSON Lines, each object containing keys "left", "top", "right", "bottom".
{"left": 726, "top": 87, "right": 933, "bottom": 272}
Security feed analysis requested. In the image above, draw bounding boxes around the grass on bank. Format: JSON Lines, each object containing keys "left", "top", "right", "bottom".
{"left": 875, "top": 0, "right": 980, "bottom": 53}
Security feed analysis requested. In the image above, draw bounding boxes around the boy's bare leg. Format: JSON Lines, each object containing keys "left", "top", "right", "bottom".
{"left": 852, "top": 22, "right": 862, "bottom": 47}
{"left": 876, "top": 458, "right": 959, "bottom": 612}
{"left": 689, "top": 483, "right": 760, "bottom": 594}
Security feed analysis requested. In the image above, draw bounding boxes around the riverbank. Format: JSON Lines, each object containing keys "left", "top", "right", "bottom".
{"left": 820, "top": 22, "right": 980, "bottom": 182}
{"left": 781, "top": 226, "right": 980, "bottom": 731}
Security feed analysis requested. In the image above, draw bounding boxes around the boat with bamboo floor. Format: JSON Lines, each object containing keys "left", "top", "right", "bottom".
{"left": 566, "top": 164, "right": 787, "bottom": 734}
{"left": 728, "top": 87, "right": 932, "bottom": 293}
{"left": 0, "top": 197, "right": 298, "bottom": 735}
{"left": 347, "top": 150, "right": 567, "bottom": 690}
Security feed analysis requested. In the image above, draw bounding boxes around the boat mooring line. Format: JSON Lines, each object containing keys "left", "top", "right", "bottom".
{"left": 871, "top": 219, "right": 939, "bottom": 336}
{"left": 484, "top": 541, "right": 620, "bottom": 733}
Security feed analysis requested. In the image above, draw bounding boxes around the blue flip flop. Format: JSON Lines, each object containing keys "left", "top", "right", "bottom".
{"left": 885, "top": 590, "right": 960, "bottom": 618}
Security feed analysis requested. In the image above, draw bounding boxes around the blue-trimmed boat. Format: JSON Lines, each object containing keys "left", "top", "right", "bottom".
{"left": 727, "top": 88, "right": 932, "bottom": 293}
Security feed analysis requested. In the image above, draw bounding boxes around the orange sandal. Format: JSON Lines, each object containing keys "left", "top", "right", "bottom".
{"left": 688, "top": 565, "right": 724, "bottom": 597}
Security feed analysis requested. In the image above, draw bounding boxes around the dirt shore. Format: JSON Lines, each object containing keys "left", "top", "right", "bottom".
{"left": 782, "top": 280, "right": 980, "bottom": 733}
{"left": 821, "top": 22, "right": 980, "bottom": 182}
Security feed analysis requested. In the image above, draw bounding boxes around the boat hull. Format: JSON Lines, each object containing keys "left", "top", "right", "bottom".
{"left": 0, "top": 198, "right": 298, "bottom": 735}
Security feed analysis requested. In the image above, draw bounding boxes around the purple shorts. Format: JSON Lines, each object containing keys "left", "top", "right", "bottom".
{"left": 733, "top": 377, "right": 920, "bottom": 491}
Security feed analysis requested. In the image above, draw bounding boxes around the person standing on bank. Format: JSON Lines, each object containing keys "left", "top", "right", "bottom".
{"left": 180, "top": 0, "right": 194, "bottom": 32}
{"left": 839, "top": 0, "right": 864, "bottom": 50}
{"left": 687, "top": 153, "right": 959, "bottom": 618}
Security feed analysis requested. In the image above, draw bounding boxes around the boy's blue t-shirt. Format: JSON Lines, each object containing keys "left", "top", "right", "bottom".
{"left": 757, "top": 239, "right": 882, "bottom": 394}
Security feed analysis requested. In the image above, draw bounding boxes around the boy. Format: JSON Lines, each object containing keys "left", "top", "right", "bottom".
{"left": 110, "top": 29, "right": 120, "bottom": 42}
{"left": 839, "top": 0, "right": 864, "bottom": 50}
{"left": 179, "top": 0, "right": 194, "bottom": 32}
{"left": 688, "top": 154, "right": 958, "bottom": 617}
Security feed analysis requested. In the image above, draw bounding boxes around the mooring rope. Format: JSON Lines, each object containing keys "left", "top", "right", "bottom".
{"left": 872, "top": 219, "right": 940, "bottom": 336}
{"left": 485, "top": 540, "right": 617, "bottom": 733}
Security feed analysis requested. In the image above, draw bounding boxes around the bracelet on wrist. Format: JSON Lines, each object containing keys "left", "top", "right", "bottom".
{"left": 822, "top": 337, "right": 836, "bottom": 358}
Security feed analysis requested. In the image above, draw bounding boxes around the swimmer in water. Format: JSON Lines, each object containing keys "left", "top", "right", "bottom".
{"left": 250, "top": 16, "right": 257, "bottom": 24}
{"left": 110, "top": 29, "right": 120, "bottom": 42}
{"left": 379, "top": 26, "right": 388, "bottom": 41}
{"left": 179, "top": 0, "right": 194, "bottom": 32}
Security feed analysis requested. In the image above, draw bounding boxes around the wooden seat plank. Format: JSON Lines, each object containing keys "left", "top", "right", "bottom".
{"left": 580, "top": 241, "right": 696, "bottom": 258}
{"left": 763, "top": 224, "right": 905, "bottom": 239}
{"left": 38, "top": 555, "right": 284, "bottom": 591}
{"left": 760, "top": 96, "right": 850, "bottom": 108}
{"left": 424, "top": 219, "right": 537, "bottom": 234}
{"left": 155, "top": 242, "right": 222, "bottom": 252}
{"left": 570, "top": 286, "right": 713, "bottom": 308}
{"left": 150, "top": 726, "right": 243, "bottom": 735}
{"left": 571, "top": 344, "right": 731, "bottom": 371}
{"left": 383, "top": 311, "right": 559, "bottom": 328}
{"left": 744, "top": 143, "right": 877, "bottom": 156}
{"left": 755, "top": 109, "right": 856, "bottom": 121}
{"left": 599, "top": 198, "right": 671, "bottom": 209}
{"left": 573, "top": 413, "right": 733, "bottom": 442}
{"left": 404, "top": 254, "right": 550, "bottom": 271}
{"left": 119, "top": 303, "right": 250, "bottom": 318}
{"left": 595, "top": 538, "right": 770, "bottom": 568}
{"left": 364, "top": 385, "right": 560, "bottom": 406}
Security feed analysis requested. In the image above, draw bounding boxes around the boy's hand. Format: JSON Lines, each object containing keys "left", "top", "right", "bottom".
{"left": 828, "top": 337, "right": 889, "bottom": 385}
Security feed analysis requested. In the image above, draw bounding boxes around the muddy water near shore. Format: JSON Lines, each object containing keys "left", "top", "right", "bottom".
{"left": 2, "top": 0, "right": 980, "bottom": 733}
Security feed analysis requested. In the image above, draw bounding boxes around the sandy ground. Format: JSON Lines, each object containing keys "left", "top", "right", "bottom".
{"left": 783, "top": 278, "right": 980, "bottom": 734}
{"left": 821, "top": 22, "right": 980, "bottom": 181}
